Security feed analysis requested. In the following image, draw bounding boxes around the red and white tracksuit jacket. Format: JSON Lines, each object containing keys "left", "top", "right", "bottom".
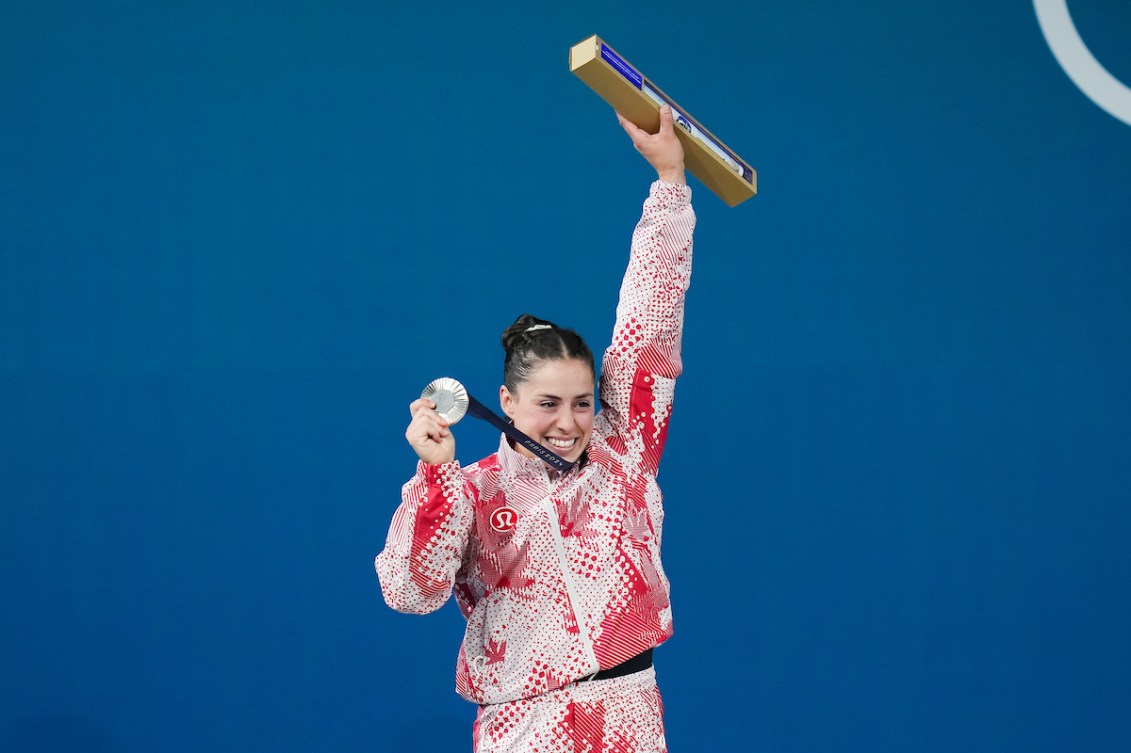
{"left": 376, "top": 181, "right": 695, "bottom": 706}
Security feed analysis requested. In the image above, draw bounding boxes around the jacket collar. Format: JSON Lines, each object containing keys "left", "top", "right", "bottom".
{"left": 497, "top": 435, "right": 551, "bottom": 483}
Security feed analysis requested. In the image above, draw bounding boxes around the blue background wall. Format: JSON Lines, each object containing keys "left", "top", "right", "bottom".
{"left": 3, "top": 1, "right": 1129, "bottom": 751}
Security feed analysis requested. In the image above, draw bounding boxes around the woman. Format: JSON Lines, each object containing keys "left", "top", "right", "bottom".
{"left": 377, "top": 104, "right": 696, "bottom": 752}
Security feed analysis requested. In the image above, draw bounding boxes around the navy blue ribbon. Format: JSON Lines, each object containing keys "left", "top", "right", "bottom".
{"left": 464, "top": 394, "right": 576, "bottom": 473}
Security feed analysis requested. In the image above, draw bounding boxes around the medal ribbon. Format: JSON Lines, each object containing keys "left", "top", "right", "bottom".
{"left": 464, "top": 393, "right": 576, "bottom": 473}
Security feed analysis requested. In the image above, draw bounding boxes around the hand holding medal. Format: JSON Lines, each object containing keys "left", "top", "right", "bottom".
{"left": 405, "top": 387, "right": 458, "bottom": 466}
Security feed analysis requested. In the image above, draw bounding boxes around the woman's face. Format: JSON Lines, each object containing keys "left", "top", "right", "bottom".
{"left": 500, "top": 358, "right": 595, "bottom": 463}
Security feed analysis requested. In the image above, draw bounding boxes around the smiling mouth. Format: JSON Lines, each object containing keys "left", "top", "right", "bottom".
{"left": 545, "top": 437, "right": 577, "bottom": 450}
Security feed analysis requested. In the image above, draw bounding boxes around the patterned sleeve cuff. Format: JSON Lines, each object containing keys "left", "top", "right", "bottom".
{"left": 420, "top": 459, "right": 461, "bottom": 484}
{"left": 649, "top": 180, "right": 693, "bottom": 208}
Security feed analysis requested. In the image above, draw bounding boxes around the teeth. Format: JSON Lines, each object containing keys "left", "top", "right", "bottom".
{"left": 546, "top": 437, "right": 576, "bottom": 449}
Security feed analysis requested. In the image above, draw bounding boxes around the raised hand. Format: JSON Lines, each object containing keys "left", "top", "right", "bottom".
{"left": 616, "top": 104, "right": 686, "bottom": 185}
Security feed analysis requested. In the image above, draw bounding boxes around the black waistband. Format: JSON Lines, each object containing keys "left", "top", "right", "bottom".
{"left": 581, "top": 648, "right": 653, "bottom": 682}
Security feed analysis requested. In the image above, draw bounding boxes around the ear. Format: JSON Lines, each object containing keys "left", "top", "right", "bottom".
{"left": 499, "top": 385, "right": 516, "bottom": 419}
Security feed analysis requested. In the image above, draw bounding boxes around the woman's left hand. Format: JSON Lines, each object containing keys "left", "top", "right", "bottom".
{"left": 616, "top": 104, "right": 686, "bottom": 184}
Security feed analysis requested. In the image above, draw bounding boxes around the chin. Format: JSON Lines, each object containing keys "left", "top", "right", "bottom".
{"left": 564, "top": 442, "right": 591, "bottom": 463}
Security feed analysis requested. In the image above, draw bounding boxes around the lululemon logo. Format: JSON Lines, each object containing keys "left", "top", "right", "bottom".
{"left": 1034, "top": 0, "right": 1131, "bottom": 126}
{"left": 490, "top": 506, "right": 518, "bottom": 533}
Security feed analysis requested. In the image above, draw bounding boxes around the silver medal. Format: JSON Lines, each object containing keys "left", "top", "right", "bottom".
{"left": 420, "top": 377, "right": 469, "bottom": 425}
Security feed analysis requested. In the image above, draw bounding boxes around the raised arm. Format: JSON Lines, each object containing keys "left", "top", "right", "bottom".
{"left": 598, "top": 106, "right": 697, "bottom": 464}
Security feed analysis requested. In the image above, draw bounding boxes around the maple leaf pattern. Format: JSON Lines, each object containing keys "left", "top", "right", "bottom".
{"left": 559, "top": 493, "right": 592, "bottom": 539}
{"left": 478, "top": 538, "right": 535, "bottom": 593}
{"left": 623, "top": 509, "right": 653, "bottom": 547}
{"left": 484, "top": 638, "right": 506, "bottom": 666}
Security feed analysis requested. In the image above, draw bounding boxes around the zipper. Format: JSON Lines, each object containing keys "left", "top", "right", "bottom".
{"left": 538, "top": 467, "right": 599, "bottom": 675}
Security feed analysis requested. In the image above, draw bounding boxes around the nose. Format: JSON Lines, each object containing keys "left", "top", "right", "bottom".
{"left": 555, "top": 406, "right": 576, "bottom": 432}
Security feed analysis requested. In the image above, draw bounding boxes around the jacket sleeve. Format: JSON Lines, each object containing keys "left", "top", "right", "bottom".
{"left": 597, "top": 181, "right": 696, "bottom": 470}
{"left": 375, "top": 460, "right": 475, "bottom": 614}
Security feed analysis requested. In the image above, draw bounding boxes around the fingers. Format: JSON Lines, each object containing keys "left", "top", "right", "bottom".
{"left": 409, "top": 398, "right": 436, "bottom": 417}
{"left": 408, "top": 400, "right": 449, "bottom": 439}
{"left": 616, "top": 104, "right": 685, "bottom": 183}
{"left": 616, "top": 105, "right": 678, "bottom": 153}
{"left": 405, "top": 413, "right": 455, "bottom": 465}
{"left": 422, "top": 415, "right": 450, "bottom": 441}
{"left": 617, "top": 105, "right": 673, "bottom": 135}
{"left": 616, "top": 111, "right": 647, "bottom": 148}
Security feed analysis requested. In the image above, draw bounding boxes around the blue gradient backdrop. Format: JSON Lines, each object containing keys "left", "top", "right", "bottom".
{"left": 3, "top": 1, "right": 1129, "bottom": 751}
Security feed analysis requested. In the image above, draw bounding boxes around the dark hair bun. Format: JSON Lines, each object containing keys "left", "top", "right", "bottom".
{"left": 500, "top": 314, "right": 552, "bottom": 353}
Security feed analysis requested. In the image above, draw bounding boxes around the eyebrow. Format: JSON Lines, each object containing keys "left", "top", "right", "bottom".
{"left": 535, "top": 393, "right": 594, "bottom": 400}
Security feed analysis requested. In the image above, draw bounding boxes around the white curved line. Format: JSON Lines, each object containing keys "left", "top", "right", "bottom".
{"left": 1034, "top": 0, "right": 1131, "bottom": 126}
